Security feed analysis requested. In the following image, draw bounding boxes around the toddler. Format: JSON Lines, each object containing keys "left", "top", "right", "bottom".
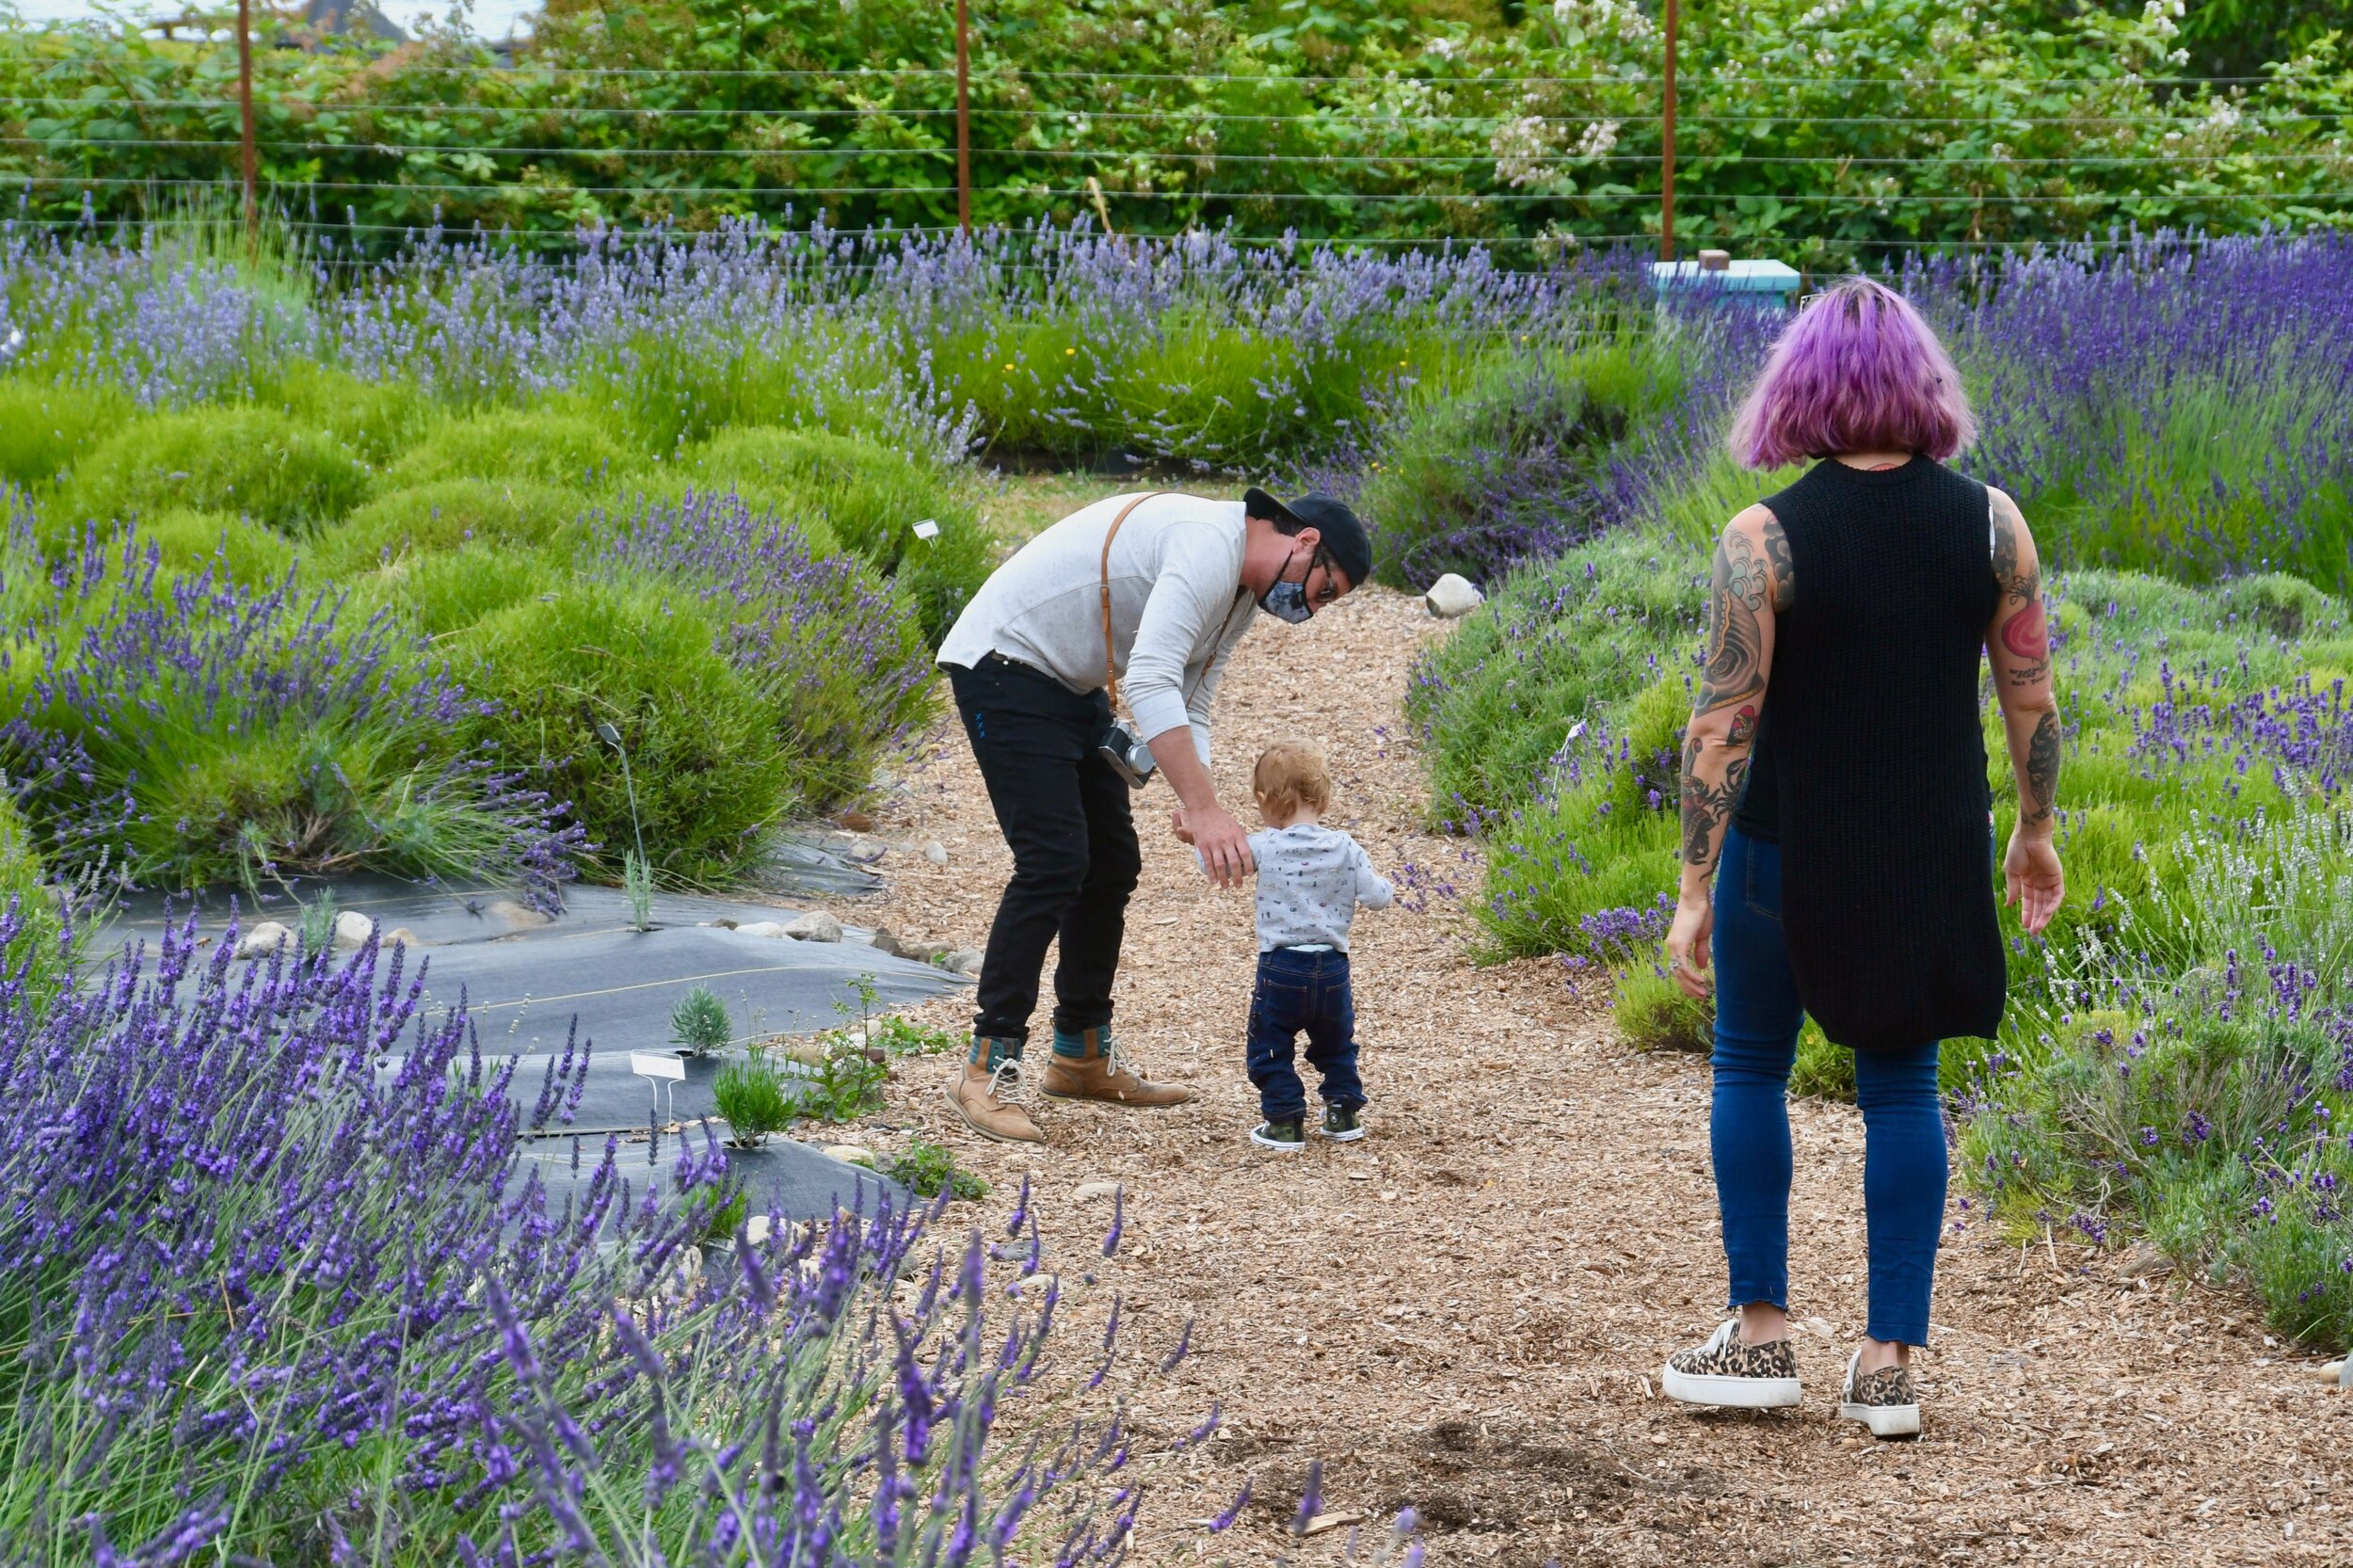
{"left": 1241, "top": 740, "right": 1392, "bottom": 1150}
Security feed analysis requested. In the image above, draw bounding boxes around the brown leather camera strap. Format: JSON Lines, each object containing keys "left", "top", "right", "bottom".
{"left": 1098, "top": 491, "right": 1166, "bottom": 712}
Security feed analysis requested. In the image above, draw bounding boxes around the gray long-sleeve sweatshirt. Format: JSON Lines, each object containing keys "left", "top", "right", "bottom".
{"left": 936, "top": 492, "right": 1259, "bottom": 763}
{"left": 1247, "top": 824, "right": 1394, "bottom": 952}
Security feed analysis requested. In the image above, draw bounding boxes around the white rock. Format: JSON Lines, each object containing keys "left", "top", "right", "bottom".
{"left": 823, "top": 1144, "right": 876, "bottom": 1168}
{"left": 381, "top": 926, "right": 420, "bottom": 948}
{"left": 1010, "top": 1272, "right": 1058, "bottom": 1297}
{"left": 923, "top": 840, "right": 950, "bottom": 866}
{"left": 1423, "top": 572, "right": 1485, "bottom": 619}
{"left": 903, "top": 938, "right": 952, "bottom": 964}
{"left": 843, "top": 836, "right": 888, "bottom": 864}
{"left": 733, "top": 920, "right": 790, "bottom": 939}
{"left": 785, "top": 910, "right": 843, "bottom": 943}
{"left": 332, "top": 910, "right": 376, "bottom": 948}
{"left": 944, "top": 949, "right": 983, "bottom": 976}
{"left": 234, "top": 920, "right": 294, "bottom": 959}
{"left": 1073, "top": 1181, "right": 1123, "bottom": 1204}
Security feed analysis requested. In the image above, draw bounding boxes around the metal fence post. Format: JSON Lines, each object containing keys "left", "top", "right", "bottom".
{"left": 236, "top": 0, "right": 259, "bottom": 247}
{"left": 955, "top": 0, "right": 972, "bottom": 232}
{"left": 1660, "top": 0, "right": 1678, "bottom": 263}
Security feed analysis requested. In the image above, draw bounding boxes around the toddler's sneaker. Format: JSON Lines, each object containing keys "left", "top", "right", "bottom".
{"left": 1319, "top": 1103, "right": 1366, "bottom": 1142}
{"left": 1251, "top": 1116, "right": 1306, "bottom": 1151}
{"left": 1660, "top": 1320, "right": 1801, "bottom": 1410}
{"left": 1838, "top": 1352, "right": 1921, "bottom": 1438}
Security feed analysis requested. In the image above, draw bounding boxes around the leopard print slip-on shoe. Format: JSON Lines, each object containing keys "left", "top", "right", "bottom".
{"left": 1660, "top": 1320, "right": 1802, "bottom": 1410}
{"left": 1838, "top": 1351, "right": 1922, "bottom": 1438}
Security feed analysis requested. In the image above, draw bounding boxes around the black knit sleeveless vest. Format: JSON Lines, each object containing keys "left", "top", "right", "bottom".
{"left": 1731, "top": 457, "right": 2007, "bottom": 1052}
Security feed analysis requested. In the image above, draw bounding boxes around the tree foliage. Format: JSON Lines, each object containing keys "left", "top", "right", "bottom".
{"left": 0, "top": 0, "right": 2345, "bottom": 261}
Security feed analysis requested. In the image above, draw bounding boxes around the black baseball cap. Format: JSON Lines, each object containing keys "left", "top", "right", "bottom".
{"left": 1242, "top": 487, "right": 1374, "bottom": 593}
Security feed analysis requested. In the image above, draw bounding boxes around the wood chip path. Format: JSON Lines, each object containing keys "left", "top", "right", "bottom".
{"left": 824, "top": 584, "right": 2346, "bottom": 1565}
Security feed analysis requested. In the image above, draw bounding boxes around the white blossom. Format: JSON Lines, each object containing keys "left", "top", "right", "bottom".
{"left": 1492, "top": 115, "right": 1552, "bottom": 188}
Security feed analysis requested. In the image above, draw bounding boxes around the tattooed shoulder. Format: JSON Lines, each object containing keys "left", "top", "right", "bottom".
{"left": 1989, "top": 487, "right": 2037, "bottom": 606}
{"left": 1758, "top": 510, "right": 1795, "bottom": 614}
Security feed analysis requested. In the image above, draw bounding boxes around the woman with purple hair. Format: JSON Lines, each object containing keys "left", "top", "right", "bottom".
{"left": 1655, "top": 277, "right": 2066, "bottom": 1438}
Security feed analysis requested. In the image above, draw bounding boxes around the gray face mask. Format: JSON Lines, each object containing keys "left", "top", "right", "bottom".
{"left": 1257, "top": 546, "right": 1318, "bottom": 624}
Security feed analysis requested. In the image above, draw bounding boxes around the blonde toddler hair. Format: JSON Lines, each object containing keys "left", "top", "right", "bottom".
{"left": 1253, "top": 740, "right": 1333, "bottom": 824}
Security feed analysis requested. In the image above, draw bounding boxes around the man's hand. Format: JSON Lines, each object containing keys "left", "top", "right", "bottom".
{"left": 1184, "top": 803, "right": 1253, "bottom": 888}
{"left": 1146, "top": 727, "right": 1254, "bottom": 888}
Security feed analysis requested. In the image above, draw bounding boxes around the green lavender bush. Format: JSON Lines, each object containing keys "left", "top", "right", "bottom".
{"left": 452, "top": 582, "right": 790, "bottom": 881}
{"left": 52, "top": 407, "right": 375, "bottom": 539}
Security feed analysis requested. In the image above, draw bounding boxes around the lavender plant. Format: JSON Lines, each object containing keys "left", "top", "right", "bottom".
{"left": 2, "top": 216, "right": 1612, "bottom": 468}
{"left": 1613, "top": 232, "right": 2353, "bottom": 588}
{"left": 0, "top": 905, "right": 1174, "bottom": 1560}
{"left": 589, "top": 488, "right": 936, "bottom": 813}
{"left": 0, "top": 499, "right": 584, "bottom": 907}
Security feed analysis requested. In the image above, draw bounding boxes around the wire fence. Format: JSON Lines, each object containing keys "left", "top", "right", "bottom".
{"left": 5, "top": 43, "right": 2348, "bottom": 259}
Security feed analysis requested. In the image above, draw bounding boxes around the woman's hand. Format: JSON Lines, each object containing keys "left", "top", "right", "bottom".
{"left": 2003, "top": 827, "right": 2065, "bottom": 935}
{"left": 1663, "top": 888, "right": 1716, "bottom": 999}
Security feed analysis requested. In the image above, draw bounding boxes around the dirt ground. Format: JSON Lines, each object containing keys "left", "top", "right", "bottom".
{"left": 821, "top": 580, "right": 2351, "bottom": 1566}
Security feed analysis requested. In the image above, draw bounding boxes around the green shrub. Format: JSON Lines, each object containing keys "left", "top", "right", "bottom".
{"left": 1788, "top": 1021, "right": 1856, "bottom": 1102}
{"left": 584, "top": 489, "right": 939, "bottom": 813}
{"left": 0, "top": 793, "right": 66, "bottom": 1018}
{"left": 138, "top": 508, "right": 297, "bottom": 589}
{"left": 1610, "top": 969, "right": 1853, "bottom": 1099}
{"left": 0, "top": 377, "right": 134, "bottom": 490}
{"left": 1613, "top": 966, "right": 1712, "bottom": 1054}
{"left": 389, "top": 408, "right": 633, "bottom": 489}
{"left": 804, "top": 1034, "right": 889, "bottom": 1124}
{"left": 1357, "top": 348, "right": 1625, "bottom": 590}
{"left": 1408, "top": 530, "right": 1702, "bottom": 819}
{"left": 868, "top": 1014, "right": 961, "bottom": 1056}
{"left": 712, "top": 1052, "right": 795, "bottom": 1146}
{"left": 455, "top": 579, "right": 788, "bottom": 880}
{"left": 317, "top": 477, "right": 590, "bottom": 575}
{"left": 51, "top": 408, "right": 373, "bottom": 539}
{"left": 593, "top": 472, "right": 838, "bottom": 559}
{"left": 885, "top": 1134, "right": 986, "bottom": 1201}
{"left": 264, "top": 362, "right": 434, "bottom": 464}
{"left": 360, "top": 541, "right": 566, "bottom": 637}
{"left": 679, "top": 427, "right": 988, "bottom": 640}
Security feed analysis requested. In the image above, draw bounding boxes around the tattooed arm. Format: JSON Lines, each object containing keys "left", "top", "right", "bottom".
{"left": 1665, "top": 504, "right": 1788, "bottom": 998}
{"left": 1986, "top": 487, "right": 2065, "bottom": 934}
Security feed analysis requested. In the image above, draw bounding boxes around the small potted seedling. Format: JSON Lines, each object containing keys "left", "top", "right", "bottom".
{"left": 669, "top": 985, "right": 732, "bottom": 1057}
{"left": 712, "top": 1048, "right": 793, "bottom": 1150}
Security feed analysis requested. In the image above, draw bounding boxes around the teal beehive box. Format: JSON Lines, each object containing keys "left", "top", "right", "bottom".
{"left": 1649, "top": 255, "right": 1802, "bottom": 312}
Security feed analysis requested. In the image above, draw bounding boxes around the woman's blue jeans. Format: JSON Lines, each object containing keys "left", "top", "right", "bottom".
{"left": 1709, "top": 828, "right": 1946, "bottom": 1346}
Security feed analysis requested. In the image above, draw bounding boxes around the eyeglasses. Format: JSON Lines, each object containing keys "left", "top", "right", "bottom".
{"left": 1307, "top": 545, "right": 1343, "bottom": 605}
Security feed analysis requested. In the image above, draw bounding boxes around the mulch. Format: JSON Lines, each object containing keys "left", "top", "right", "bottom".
{"left": 817, "top": 584, "right": 2349, "bottom": 1565}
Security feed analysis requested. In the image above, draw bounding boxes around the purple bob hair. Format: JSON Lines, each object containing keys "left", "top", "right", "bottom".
{"left": 1728, "top": 276, "right": 1977, "bottom": 469}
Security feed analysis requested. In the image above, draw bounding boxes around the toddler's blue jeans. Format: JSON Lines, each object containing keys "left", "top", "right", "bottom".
{"left": 1710, "top": 828, "right": 1946, "bottom": 1346}
{"left": 1246, "top": 947, "right": 1364, "bottom": 1123}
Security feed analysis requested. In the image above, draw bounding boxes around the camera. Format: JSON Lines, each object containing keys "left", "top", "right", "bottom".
{"left": 1096, "top": 721, "right": 1157, "bottom": 790}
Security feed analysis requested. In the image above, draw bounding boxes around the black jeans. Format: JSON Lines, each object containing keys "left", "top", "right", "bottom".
{"left": 1245, "top": 947, "right": 1365, "bottom": 1123}
{"left": 946, "top": 656, "right": 1143, "bottom": 1049}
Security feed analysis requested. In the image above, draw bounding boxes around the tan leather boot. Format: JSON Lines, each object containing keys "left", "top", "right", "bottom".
{"left": 943, "top": 1039, "right": 1043, "bottom": 1144}
{"left": 1038, "top": 1026, "right": 1193, "bottom": 1108}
